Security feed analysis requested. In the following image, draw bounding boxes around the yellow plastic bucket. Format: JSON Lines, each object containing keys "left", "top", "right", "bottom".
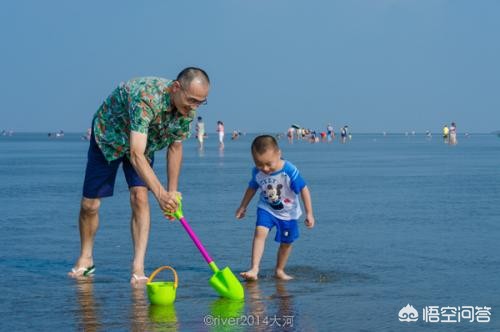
{"left": 146, "top": 266, "right": 178, "bottom": 305}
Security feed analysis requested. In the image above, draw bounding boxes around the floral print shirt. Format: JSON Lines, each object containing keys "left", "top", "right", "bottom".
{"left": 93, "top": 77, "right": 194, "bottom": 162}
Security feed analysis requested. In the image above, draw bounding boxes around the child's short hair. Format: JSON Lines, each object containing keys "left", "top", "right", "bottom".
{"left": 251, "top": 135, "right": 279, "bottom": 155}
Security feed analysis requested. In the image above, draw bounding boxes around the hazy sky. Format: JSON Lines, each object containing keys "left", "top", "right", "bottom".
{"left": 1, "top": 0, "right": 499, "bottom": 133}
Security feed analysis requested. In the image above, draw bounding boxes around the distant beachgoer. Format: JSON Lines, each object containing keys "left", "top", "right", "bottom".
{"left": 326, "top": 123, "right": 334, "bottom": 141}
{"left": 449, "top": 122, "right": 457, "bottom": 145}
{"left": 48, "top": 130, "right": 65, "bottom": 138}
{"left": 68, "top": 67, "right": 210, "bottom": 284}
{"left": 303, "top": 128, "right": 310, "bottom": 140}
{"left": 287, "top": 127, "right": 295, "bottom": 143}
{"left": 81, "top": 128, "right": 92, "bottom": 141}
{"left": 442, "top": 125, "right": 449, "bottom": 139}
{"left": 196, "top": 116, "right": 205, "bottom": 149}
{"left": 217, "top": 121, "right": 225, "bottom": 149}
{"left": 443, "top": 125, "right": 450, "bottom": 143}
{"left": 308, "top": 130, "right": 317, "bottom": 143}
{"left": 296, "top": 128, "right": 303, "bottom": 140}
{"left": 235, "top": 135, "right": 315, "bottom": 280}
{"left": 340, "top": 126, "right": 348, "bottom": 143}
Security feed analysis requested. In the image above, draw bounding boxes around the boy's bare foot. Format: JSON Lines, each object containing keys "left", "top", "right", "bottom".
{"left": 275, "top": 269, "right": 293, "bottom": 280}
{"left": 240, "top": 269, "right": 259, "bottom": 281}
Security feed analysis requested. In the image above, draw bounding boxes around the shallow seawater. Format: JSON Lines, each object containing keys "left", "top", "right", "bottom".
{"left": 0, "top": 133, "right": 499, "bottom": 331}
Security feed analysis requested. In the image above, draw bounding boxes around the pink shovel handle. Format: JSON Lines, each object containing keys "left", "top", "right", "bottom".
{"left": 179, "top": 217, "right": 213, "bottom": 264}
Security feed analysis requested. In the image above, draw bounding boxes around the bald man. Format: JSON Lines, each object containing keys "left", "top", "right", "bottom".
{"left": 69, "top": 67, "right": 210, "bottom": 284}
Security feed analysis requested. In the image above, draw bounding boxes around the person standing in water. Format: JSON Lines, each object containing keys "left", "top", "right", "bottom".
{"left": 217, "top": 120, "right": 225, "bottom": 149}
{"left": 442, "top": 124, "right": 450, "bottom": 143}
{"left": 287, "top": 126, "right": 295, "bottom": 144}
{"left": 449, "top": 122, "right": 457, "bottom": 145}
{"left": 68, "top": 67, "right": 210, "bottom": 284}
{"left": 195, "top": 116, "right": 205, "bottom": 150}
{"left": 340, "top": 126, "right": 348, "bottom": 143}
{"left": 326, "top": 123, "right": 334, "bottom": 142}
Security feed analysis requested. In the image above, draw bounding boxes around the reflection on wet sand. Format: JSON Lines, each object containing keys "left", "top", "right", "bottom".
{"left": 197, "top": 146, "right": 205, "bottom": 157}
{"left": 131, "top": 285, "right": 178, "bottom": 332}
{"left": 245, "top": 282, "right": 268, "bottom": 332}
{"left": 75, "top": 278, "right": 101, "bottom": 332}
{"left": 130, "top": 286, "right": 149, "bottom": 332}
{"left": 245, "top": 281, "right": 267, "bottom": 316}
{"left": 201, "top": 282, "right": 296, "bottom": 331}
{"left": 245, "top": 281, "right": 296, "bottom": 331}
{"left": 208, "top": 298, "right": 245, "bottom": 332}
{"left": 148, "top": 304, "right": 178, "bottom": 332}
{"left": 210, "top": 298, "right": 245, "bottom": 318}
{"left": 272, "top": 281, "right": 295, "bottom": 330}
{"left": 75, "top": 278, "right": 293, "bottom": 331}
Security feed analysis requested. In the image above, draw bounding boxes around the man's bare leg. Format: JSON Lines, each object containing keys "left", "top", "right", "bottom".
{"left": 129, "top": 186, "right": 150, "bottom": 285}
{"left": 68, "top": 197, "right": 100, "bottom": 277}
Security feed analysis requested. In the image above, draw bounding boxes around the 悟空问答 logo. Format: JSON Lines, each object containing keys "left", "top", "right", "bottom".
{"left": 399, "top": 304, "right": 419, "bottom": 322}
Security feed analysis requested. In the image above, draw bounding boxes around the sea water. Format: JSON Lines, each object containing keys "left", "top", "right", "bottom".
{"left": 0, "top": 133, "right": 499, "bottom": 331}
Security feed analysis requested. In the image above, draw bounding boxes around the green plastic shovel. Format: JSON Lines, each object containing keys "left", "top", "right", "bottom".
{"left": 165, "top": 199, "right": 244, "bottom": 300}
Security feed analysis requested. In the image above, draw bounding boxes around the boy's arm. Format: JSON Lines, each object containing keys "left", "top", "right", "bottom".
{"left": 235, "top": 187, "right": 257, "bottom": 219}
{"left": 300, "top": 186, "right": 315, "bottom": 228}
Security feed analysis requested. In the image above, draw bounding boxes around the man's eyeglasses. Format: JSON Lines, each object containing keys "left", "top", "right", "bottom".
{"left": 179, "top": 84, "right": 207, "bottom": 107}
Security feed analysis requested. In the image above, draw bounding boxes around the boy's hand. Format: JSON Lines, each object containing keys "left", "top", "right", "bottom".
{"left": 235, "top": 207, "right": 247, "bottom": 219}
{"left": 304, "top": 213, "right": 315, "bottom": 228}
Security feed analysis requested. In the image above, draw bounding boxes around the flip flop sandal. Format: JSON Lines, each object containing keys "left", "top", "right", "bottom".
{"left": 71, "top": 265, "right": 95, "bottom": 277}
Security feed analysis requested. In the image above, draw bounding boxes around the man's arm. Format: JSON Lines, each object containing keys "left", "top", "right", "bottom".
{"left": 129, "top": 131, "right": 178, "bottom": 212}
{"left": 167, "top": 141, "right": 183, "bottom": 191}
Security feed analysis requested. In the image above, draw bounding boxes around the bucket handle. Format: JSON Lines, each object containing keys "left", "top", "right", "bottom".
{"left": 147, "top": 265, "right": 178, "bottom": 288}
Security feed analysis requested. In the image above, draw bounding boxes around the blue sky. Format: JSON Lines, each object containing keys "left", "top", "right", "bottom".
{"left": 1, "top": 0, "right": 499, "bottom": 133}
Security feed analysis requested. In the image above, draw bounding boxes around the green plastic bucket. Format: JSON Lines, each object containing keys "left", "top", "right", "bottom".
{"left": 146, "top": 266, "right": 178, "bottom": 305}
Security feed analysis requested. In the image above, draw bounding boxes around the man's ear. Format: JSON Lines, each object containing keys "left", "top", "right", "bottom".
{"left": 172, "top": 80, "right": 181, "bottom": 92}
